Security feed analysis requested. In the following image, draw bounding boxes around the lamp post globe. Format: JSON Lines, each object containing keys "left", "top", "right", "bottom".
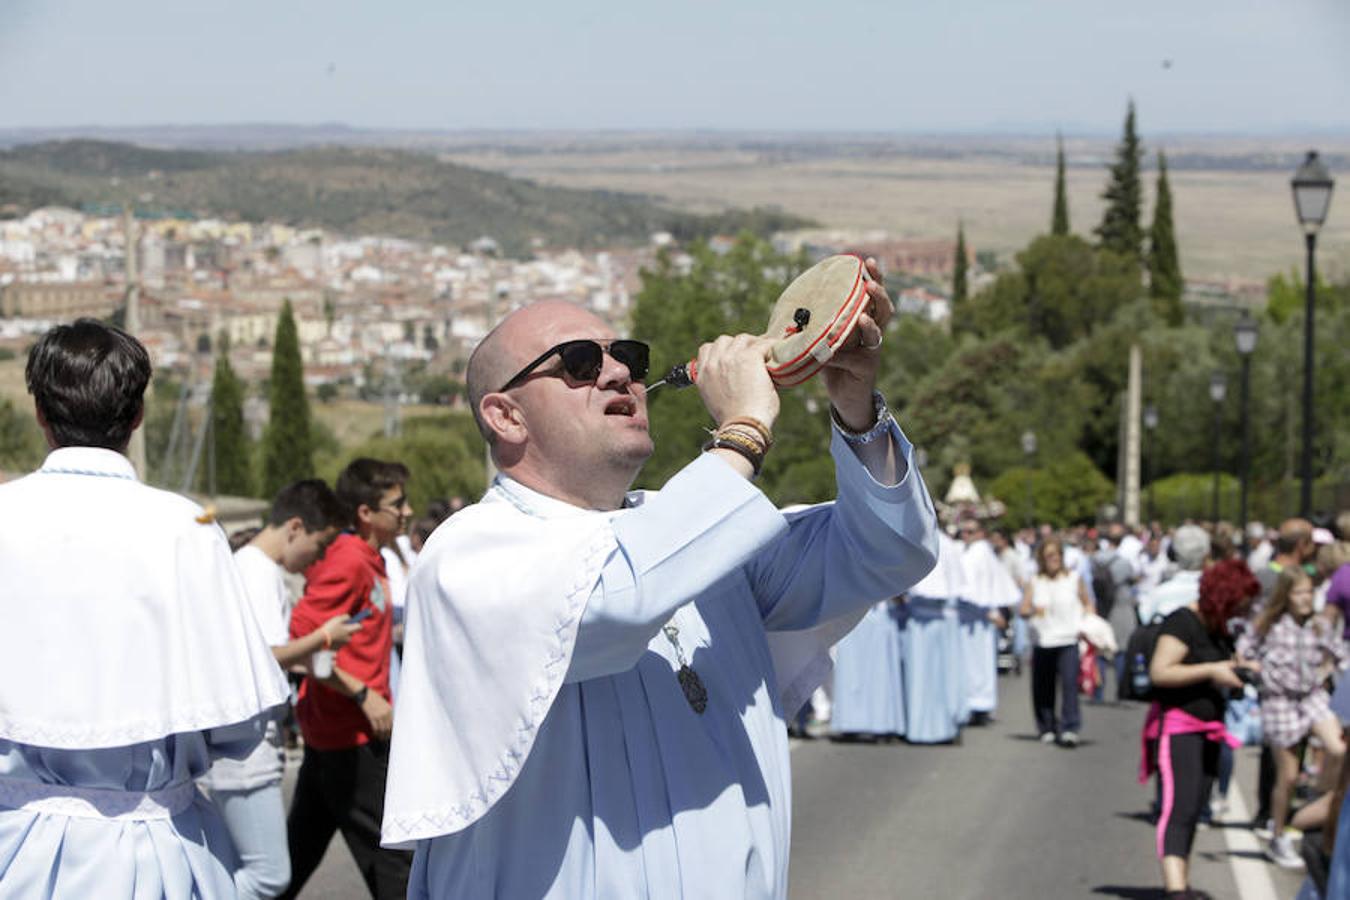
{"left": 1291, "top": 150, "right": 1334, "bottom": 517}
{"left": 1209, "top": 372, "right": 1228, "bottom": 404}
{"left": 1020, "top": 430, "right": 1036, "bottom": 527}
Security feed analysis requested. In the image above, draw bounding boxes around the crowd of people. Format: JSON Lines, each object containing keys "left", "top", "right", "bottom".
{"left": 0, "top": 265, "right": 947, "bottom": 900}
{"left": 3, "top": 309, "right": 1348, "bottom": 900}
{"left": 809, "top": 507, "right": 1350, "bottom": 900}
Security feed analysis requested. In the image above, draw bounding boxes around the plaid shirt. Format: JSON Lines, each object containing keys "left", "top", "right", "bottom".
{"left": 1238, "top": 613, "right": 1348, "bottom": 747}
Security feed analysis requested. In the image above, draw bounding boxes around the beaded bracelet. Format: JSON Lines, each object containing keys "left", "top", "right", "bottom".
{"left": 719, "top": 416, "right": 774, "bottom": 449}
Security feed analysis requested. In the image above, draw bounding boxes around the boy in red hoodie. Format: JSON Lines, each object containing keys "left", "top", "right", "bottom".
{"left": 282, "top": 458, "right": 414, "bottom": 900}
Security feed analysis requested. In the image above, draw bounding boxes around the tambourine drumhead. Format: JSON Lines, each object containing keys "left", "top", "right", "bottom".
{"left": 764, "top": 254, "right": 871, "bottom": 388}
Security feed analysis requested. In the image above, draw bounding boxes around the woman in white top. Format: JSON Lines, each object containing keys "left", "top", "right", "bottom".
{"left": 1019, "top": 537, "right": 1095, "bottom": 747}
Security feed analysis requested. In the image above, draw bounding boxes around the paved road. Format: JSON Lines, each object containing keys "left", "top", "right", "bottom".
{"left": 788, "top": 675, "right": 1306, "bottom": 900}
{"left": 284, "top": 675, "right": 1308, "bottom": 899}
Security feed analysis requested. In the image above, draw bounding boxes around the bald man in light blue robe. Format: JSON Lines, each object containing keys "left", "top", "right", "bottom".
{"left": 381, "top": 293, "right": 938, "bottom": 899}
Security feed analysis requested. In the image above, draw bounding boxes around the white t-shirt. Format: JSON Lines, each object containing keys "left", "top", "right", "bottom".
{"left": 235, "top": 544, "right": 291, "bottom": 645}
{"left": 200, "top": 544, "right": 288, "bottom": 792}
{"left": 1029, "top": 571, "right": 1085, "bottom": 649}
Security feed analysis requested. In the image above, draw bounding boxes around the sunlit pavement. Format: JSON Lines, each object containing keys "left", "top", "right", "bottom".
{"left": 281, "top": 674, "right": 1308, "bottom": 899}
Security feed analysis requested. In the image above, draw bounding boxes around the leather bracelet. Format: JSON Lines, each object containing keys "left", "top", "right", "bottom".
{"left": 718, "top": 424, "right": 770, "bottom": 453}
{"left": 719, "top": 416, "right": 774, "bottom": 449}
{"left": 715, "top": 427, "right": 767, "bottom": 460}
{"left": 703, "top": 434, "right": 765, "bottom": 476}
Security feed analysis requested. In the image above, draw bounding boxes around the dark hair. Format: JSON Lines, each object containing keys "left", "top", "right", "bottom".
{"left": 336, "top": 457, "right": 409, "bottom": 522}
{"left": 228, "top": 526, "right": 261, "bottom": 552}
{"left": 25, "top": 318, "right": 151, "bottom": 450}
{"left": 268, "top": 479, "right": 347, "bottom": 532}
{"left": 410, "top": 516, "right": 439, "bottom": 552}
{"left": 425, "top": 497, "right": 454, "bottom": 523}
{"left": 1197, "top": 559, "right": 1261, "bottom": 635}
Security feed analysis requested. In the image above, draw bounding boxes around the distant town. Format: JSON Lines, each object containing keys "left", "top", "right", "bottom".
{"left": 0, "top": 206, "right": 993, "bottom": 404}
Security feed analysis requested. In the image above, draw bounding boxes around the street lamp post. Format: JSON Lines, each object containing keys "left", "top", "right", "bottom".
{"left": 1209, "top": 372, "right": 1227, "bottom": 523}
{"left": 1234, "top": 314, "right": 1259, "bottom": 555}
{"left": 1021, "top": 429, "right": 1037, "bottom": 528}
{"left": 1291, "top": 151, "right": 1335, "bottom": 517}
{"left": 1143, "top": 404, "right": 1158, "bottom": 525}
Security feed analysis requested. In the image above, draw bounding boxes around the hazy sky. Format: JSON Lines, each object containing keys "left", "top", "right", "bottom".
{"left": 3, "top": 0, "right": 1349, "bottom": 133}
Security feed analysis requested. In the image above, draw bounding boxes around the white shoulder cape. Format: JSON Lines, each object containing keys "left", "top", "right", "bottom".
{"left": 382, "top": 477, "right": 848, "bottom": 848}
{"left": 0, "top": 448, "right": 289, "bottom": 749}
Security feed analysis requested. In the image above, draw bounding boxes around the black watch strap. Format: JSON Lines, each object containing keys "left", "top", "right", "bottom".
{"left": 352, "top": 686, "right": 369, "bottom": 706}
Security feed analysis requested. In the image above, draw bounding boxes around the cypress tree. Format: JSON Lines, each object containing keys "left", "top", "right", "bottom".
{"left": 1095, "top": 100, "right": 1144, "bottom": 265}
{"left": 1147, "top": 151, "right": 1184, "bottom": 325}
{"left": 260, "top": 299, "right": 313, "bottom": 497}
{"left": 952, "top": 223, "right": 969, "bottom": 315}
{"left": 206, "top": 336, "right": 253, "bottom": 496}
{"left": 1052, "top": 134, "right": 1070, "bottom": 236}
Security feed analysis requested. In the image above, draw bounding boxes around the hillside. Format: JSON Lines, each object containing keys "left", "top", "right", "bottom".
{"left": 0, "top": 140, "right": 814, "bottom": 254}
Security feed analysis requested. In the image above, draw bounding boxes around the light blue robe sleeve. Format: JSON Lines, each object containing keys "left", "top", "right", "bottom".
{"left": 565, "top": 453, "right": 789, "bottom": 682}
{"left": 747, "top": 421, "right": 938, "bottom": 632}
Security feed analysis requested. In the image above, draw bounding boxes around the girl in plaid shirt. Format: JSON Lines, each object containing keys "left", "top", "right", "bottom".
{"left": 1238, "top": 568, "right": 1348, "bottom": 867}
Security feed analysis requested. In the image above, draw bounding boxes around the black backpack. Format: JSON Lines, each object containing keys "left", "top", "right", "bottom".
{"left": 1091, "top": 555, "right": 1119, "bottom": 620}
{"left": 1120, "top": 616, "right": 1165, "bottom": 701}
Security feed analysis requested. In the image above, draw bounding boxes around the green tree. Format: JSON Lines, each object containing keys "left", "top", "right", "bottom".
{"left": 1052, "top": 134, "right": 1070, "bottom": 237}
{"left": 1264, "top": 269, "right": 1337, "bottom": 325}
{"left": 988, "top": 452, "right": 1114, "bottom": 527}
{"left": 952, "top": 223, "right": 969, "bottom": 327}
{"left": 0, "top": 398, "right": 44, "bottom": 473}
{"left": 260, "top": 299, "right": 313, "bottom": 496}
{"left": 1096, "top": 100, "right": 1145, "bottom": 266}
{"left": 206, "top": 341, "right": 253, "bottom": 496}
{"left": 1147, "top": 152, "right": 1184, "bottom": 325}
{"left": 320, "top": 413, "right": 486, "bottom": 514}
{"left": 965, "top": 235, "right": 1140, "bottom": 349}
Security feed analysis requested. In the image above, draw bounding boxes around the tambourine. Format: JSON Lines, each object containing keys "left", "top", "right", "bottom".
{"left": 650, "top": 254, "right": 873, "bottom": 391}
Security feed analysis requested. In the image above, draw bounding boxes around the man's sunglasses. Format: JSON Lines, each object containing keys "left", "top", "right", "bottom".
{"left": 499, "top": 339, "right": 650, "bottom": 392}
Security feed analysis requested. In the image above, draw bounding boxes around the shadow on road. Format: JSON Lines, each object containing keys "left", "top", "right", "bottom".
{"left": 1091, "top": 886, "right": 1167, "bottom": 899}
{"left": 1113, "top": 810, "right": 1155, "bottom": 825}
{"left": 1004, "top": 732, "right": 1099, "bottom": 748}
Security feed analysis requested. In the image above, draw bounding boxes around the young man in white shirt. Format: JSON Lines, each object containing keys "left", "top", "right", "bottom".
{"left": 203, "top": 479, "right": 362, "bottom": 899}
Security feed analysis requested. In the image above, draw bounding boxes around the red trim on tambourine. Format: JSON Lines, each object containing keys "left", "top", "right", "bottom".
{"left": 765, "top": 261, "right": 871, "bottom": 387}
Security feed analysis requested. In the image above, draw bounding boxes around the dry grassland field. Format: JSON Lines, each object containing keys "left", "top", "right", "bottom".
{"left": 442, "top": 138, "right": 1350, "bottom": 283}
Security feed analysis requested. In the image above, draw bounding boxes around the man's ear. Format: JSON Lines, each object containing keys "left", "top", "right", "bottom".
{"left": 480, "top": 394, "right": 527, "bottom": 446}
{"left": 283, "top": 516, "right": 307, "bottom": 540}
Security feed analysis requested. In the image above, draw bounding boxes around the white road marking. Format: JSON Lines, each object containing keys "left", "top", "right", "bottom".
{"left": 1223, "top": 777, "right": 1280, "bottom": 900}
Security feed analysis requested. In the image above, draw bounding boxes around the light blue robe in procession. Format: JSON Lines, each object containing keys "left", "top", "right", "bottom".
{"left": 830, "top": 600, "right": 907, "bottom": 736}
{"left": 0, "top": 722, "right": 271, "bottom": 898}
{"left": 0, "top": 448, "right": 290, "bottom": 900}
{"left": 900, "top": 532, "right": 971, "bottom": 743}
{"left": 383, "top": 421, "right": 938, "bottom": 900}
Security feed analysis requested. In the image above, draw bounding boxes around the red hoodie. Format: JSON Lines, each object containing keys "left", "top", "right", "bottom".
{"left": 289, "top": 532, "right": 394, "bottom": 750}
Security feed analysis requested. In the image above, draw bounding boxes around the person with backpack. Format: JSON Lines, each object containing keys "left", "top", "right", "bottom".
{"left": 1143, "top": 559, "right": 1260, "bottom": 899}
{"left": 1019, "top": 537, "right": 1094, "bottom": 747}
{"left": 1093, "top": 531, "right": 1138, "bottom": 702}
